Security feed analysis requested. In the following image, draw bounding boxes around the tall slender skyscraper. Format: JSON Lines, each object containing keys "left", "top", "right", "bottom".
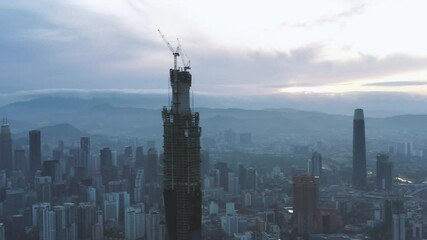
{"left": 29, "top": 130, "right": 41, "bottom": 172}
{"left": 162, "top": 65, "right": 202, "bottom": 239}
{"left": 353, "top": 108, "right": 367, "bottom": 189}
{"left": 0, "top": 119, "right": 13, "bottom": 172}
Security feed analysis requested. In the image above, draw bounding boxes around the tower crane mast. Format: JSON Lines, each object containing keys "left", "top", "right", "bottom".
{"left": 158, "top": 29, "right": 180, "bottom": 70}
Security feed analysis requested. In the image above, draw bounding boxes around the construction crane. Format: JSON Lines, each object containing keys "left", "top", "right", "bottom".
{"left": 177, "top": 38, "right": 191, "bottom": 71}
{"left": 158, "top": 29, "right": 180, "bottom": 70}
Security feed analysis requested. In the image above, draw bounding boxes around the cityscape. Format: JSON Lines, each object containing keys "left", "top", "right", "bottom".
{"left": 2, "top": 1, "right": 427, "bottom": 240}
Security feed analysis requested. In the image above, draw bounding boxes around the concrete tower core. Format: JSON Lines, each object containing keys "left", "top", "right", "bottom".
{"left": 162, "top": 68, "right": 202, "bottom": 240}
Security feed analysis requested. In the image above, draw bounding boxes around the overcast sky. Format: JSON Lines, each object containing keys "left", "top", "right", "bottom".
{"left": 1, "top": 0, "right": 427, "bottom": 112}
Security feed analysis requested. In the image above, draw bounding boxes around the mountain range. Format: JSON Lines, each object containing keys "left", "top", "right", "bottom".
{"left": 1, "top": 97, "right": 427, "bottom": 146}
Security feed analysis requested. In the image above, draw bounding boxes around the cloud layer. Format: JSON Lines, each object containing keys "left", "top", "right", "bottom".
{"left": 1, "top": 0, "right": 427, "bottom": 100}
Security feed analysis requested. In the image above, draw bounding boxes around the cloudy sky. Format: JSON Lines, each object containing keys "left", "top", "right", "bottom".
{"left": 1, "top": 0, "right": 427, "bottom": 113}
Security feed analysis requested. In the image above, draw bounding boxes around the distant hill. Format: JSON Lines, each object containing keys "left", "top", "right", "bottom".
{"left": 1, "top": 97, "right": 427, "bottom": 142}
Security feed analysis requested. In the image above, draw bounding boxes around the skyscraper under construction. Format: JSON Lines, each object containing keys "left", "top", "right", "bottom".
{"left": 162, "top": 56, "right": 202, "bottom": 238}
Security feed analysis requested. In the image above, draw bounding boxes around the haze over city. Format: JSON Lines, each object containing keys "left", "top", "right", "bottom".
{"left": 1, "top": 1, "right": 427, "bottom": 240}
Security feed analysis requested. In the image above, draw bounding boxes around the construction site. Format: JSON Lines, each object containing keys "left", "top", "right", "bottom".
{"left": 160, "top": 31, "right": 202, "bottom": 240}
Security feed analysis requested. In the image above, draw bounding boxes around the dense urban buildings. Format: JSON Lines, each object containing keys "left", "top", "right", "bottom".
{"left": 352, "top": 108, "right": 367, "bottom": 189}
{"left": 162, "top": 64, "right": 202, "bottom": 239}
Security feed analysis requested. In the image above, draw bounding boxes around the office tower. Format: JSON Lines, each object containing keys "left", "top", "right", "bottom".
{"left": 246, "top": 167, "right": 258, "bottom": 190}
{"left": 29, "top": 130, "right": 41, "bottom": 172}
{"left": 124, "top": 146, "right": 133, "bottom": 164}
{"left": 201, "top": 150, "right": 210, "bottom": 178}
{"left": 35, "top": 176, "right": 52, "bottom": 203}
{"left": 134, "top": 169, "right": 145, "bottom": 203}
{"left": 103, "top": 192, "right": 130, "bottom": 224}
{"left": 32, "top": 202, "right": 55, "bottom": 240}
{"left": 146, "top": 209, "right": 165, "bottom": 240}
{"left": 384, "top": 198, "right": 406, "bottom": 240}
{"left": 311, "top": 152, "right": 322, "bottom": 179}
{"left": 215, "top": 162, "right": 229, "bottom": 191}
{"left": 42, "top": 160, "right": 61, "bottom": 183}
{"left": 100, "top": 147, "right": 117, "bottom": 187}
{"left": 40, "top": 208, "right": 56, "bottom": 240}
{"left": 53, "top": 205, "right": 66, "bottom": 240}
{"left": 32, "top": 202, "right": 51, "bottom": 227}
{"left": 77, "top": 202, "right": 95, "bottom": 239}
{"left": 376, "top": 153, "right": 393, "bottom": 191}
{"left": 0, "top": 120, "right": 12, "bottom": 173}
{"left": 14, "top": 149, "right": 26, "bottom": 171}
{"left": 146, "top": 148, "right": 158, "bottom": 183}
{"left": 293, "top": 175, "right": 320, "bottom": 238}
{"left": 63, "top": 203, "right": 78, "bottom": 240}
{"left": 135, "top": 146, "right": 144, "bottom": 169}
{"left": 227, "top": 172, "right": 239, "bottom": 195}
{"left": 162, "top": 62, "right": 202, "bottom": 240}
{"left": 80, "top": 137, "right": 90, "bottom": 176}
{"left": 238, "top": 164, "right": 247, "bottom": 190}
{"left": 353, "top": 108, "right": 367, "bottom": 189}
{"left": 125, "top": 206, "right": 145, "bottom": 240}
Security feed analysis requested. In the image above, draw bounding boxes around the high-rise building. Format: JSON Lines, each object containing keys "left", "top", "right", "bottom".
{"left": 384, "top": 198, "right": 406, "bottom": 240}
{"left": 135, "top": 146, "right": 144, "bottom": 169}
{"left": 134, "top": 169, "right": 145, "bottom": 203}
{"left": 42, "top": 160, "right": 61, "bottom": 183}
{"left": 246, "top": 167, "right": 258, "bottom": 190}
{"left": 146, "top": 148, "right": 158, "bottom": 183}
{"left": 14, "top": 149, "right": 26, "bottom": 172}
{"left": 29, "top": 130, "right": 41, "bottom": 172}
{"left": 125, "top": 206, "right": 145, "bottom": 240}
{"left": 376, "top": 153, "right": 393, "bottom": 192}
{"left": 201, "top": 150, "right": 210, "bottom": 178}
{"left": 238, "top": 163, "right": 247, "bottom": 190}
{"left": 162, "top": 63, "right": 202, "bottom": 239}
{"left": 310, "top": 152, "right": 322, "bottom": 179}
{"left": 80, "top": 137, "right": 90, "bottom": 176}
{"left": 63, "top": 203, "right": 78, "bottom": 240}
{"left": 100, "top": 148, "right": 117, "bottom": 187}
{"left": 215, "top": 162, "right": 229, "bottom": 191}
{"left": 353, "top": 108, "right": 367, "bottom": 189}
{"left": 77, "top": 202, "right": 95, "bottom": 239}
{"left": 53, "top": 205, "right": 66, "bottom": 240}
{"left": 293, "top": 175, "right": 320, "bottom": 238}
{"left": 35, "top": 176, "right": 52, "bottom": 204}
{"left": 0, "top": 120, "right": 13, "bottom": 173}
{"left": 145, "top": 209, "right": 166, "bottom": 240}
